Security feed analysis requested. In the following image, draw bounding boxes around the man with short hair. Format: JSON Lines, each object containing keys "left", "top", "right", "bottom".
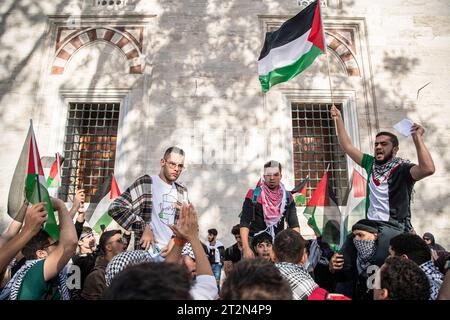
{"left": 70, "top": 226, "right": 97, "bottom": 300}
{"left": 373, "top": 256, "right": 430, "bottom": 300}
{"left": 220, "top": 259, "right": 293, "bottom": 300}
{"left": 252, "top": 233, "right": 274, "bottom": 262}
{"left": 109, "top": 147, "right": 188, "bottom": 254}
{"left": 389, "top": 233, "right": 443, "bottom": 300}
{"left": 1, "top": 198, "right": 77, "bottom": 300}
{"left": 240, "top": 160, "right": 300, "bottom": 259}
{"left": 331, "top": 106, "right": 435, "bottom": 232}
{"left": 81, "top": 230, "right": 124, "bottom": 300}
{"left": 206, "top": 228, "right": 224, "bottom": 287}
{"left": 273, "top": 229, "right": 318, "bottom": 300}
{"left": 223, "top": 224, "right": 242, "bottom": 276}
{"left": 104, "top": 204, "right": 218, "bottom": 300}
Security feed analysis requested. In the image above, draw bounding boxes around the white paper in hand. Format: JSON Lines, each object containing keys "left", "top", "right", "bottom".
{"left": 393, "top": 118, "right": 414, "bottom": 137}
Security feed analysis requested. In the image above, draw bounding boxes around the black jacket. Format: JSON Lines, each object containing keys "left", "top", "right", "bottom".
{"left": 333, "top": 221, "right": 404, "bottom": 300}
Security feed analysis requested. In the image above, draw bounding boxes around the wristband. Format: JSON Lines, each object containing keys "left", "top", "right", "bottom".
{"left": 174, "top": 237, "right": 187, "bottom": 247}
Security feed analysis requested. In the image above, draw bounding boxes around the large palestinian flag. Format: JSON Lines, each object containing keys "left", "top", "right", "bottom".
{"left": 303, "top": 171, "right": 341, "bottom": 251}
{"left": 258, "top": 0, "right": 325, "bottom": 92}
{"left": 24, "top": 122, "right": 59, "bottom": 239}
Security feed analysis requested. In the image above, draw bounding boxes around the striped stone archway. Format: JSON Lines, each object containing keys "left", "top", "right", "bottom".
{"left": 325, "top": 32, "right": 361, "bottom": 77}
{"left": 51, "top": 27, "right": 144, "bottom": 75}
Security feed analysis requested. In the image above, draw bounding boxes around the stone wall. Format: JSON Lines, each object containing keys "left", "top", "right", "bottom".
{"left": 0, "top": 0, "right": 449, "bottom": 248}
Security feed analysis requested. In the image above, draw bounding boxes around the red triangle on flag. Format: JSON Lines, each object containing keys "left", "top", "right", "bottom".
{"left": 352, "top": 170, "right": 366, "bottom": 198}
{"left": 306, "top": 171, "right": 329, "bottom": 207}
{"left": 110, "top": 175, "right": 121, "bottom": 200}
{"left": 27, "top": 131, "right": 45, "bottom": 177}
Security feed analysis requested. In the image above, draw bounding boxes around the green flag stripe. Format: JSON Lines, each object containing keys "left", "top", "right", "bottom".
{"left": 25, "top": 174, "right": 59, "bottom": 239}
{"left": 92, "top": 212, "right": 113, "bottom": 234}
{"left": 259, "top": 45, "right": 322, "bottom": 92}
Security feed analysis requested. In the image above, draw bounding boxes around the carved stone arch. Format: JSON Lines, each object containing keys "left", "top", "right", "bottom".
{"left": 325, "top": 31, "right": 360, "bottom": 77}
{"left": 51, "top": 27, "right": 143, "bottom": 75}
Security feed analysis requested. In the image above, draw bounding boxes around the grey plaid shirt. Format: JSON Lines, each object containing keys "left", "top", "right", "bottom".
{"left": 275, "top": 262, "right": 319, "bottom": 300}
{"left": 108, "top": 175, "right": 187, "bottom": 250}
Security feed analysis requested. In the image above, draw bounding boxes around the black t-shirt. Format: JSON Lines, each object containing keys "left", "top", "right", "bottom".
{"left": 240, "top": 188, "right": 299, "bottom": 236}
{"left": 224, "top": 243, "right": 242, "bottom": 263}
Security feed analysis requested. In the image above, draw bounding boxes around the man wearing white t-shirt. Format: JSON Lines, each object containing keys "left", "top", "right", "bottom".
{"left": 108, "top": 147, "right": 188, "bottom": 254}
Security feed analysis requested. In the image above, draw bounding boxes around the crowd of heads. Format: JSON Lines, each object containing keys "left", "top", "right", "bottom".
{"left": 0, "top": 147, "right": 448, "bottom": 301}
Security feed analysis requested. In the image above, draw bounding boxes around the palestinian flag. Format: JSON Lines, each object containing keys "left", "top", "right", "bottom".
{"left": 342, "top": 169, "right": 367, "bottom": 239}
{"left": 25, "top": 121, "right": 59, "bottom": 239}
{"left": 258, "top": 0, "right": 326, "bottom": 92}
{"left": 7, "top": 127, "right": 32, "bottom": 219}
{"left": 291, "top": 176, "right": 309, "bottom": 206}
{"left": 47, "top": 153, "right": 64, "bottom": 188}
{"left": 86, "top": 175, "right": 121, "bottom": 234}
{"left": 303, "top": 171, "right": 341, "bottom": 251}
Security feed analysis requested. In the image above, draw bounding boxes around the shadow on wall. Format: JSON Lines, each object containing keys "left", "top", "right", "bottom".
{"left": 1, "top": 1, "right": 448, "bottom": 248}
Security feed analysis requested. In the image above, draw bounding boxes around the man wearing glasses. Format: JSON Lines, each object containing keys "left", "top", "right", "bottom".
{"left": 109, "top": 147, "right": 188, "bottom": 256}
{"left": 240, "top": 160, "right": 300, "bottom": 259}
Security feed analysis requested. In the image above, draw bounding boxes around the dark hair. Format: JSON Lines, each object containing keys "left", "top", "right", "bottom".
{"left": 208, "top": 228, "right": 218, "bottom": 236}
{"left": 22, "top": 230, "right": 51, "bottom": 260}
{"left": 376, "top": 132, "right": 399, "bottom": 148}
{"left": 389, "top": 233, "right": 431, "bottom": 265}
{"left": 231, "top": 224, "right": 240, "bottom": 236}
{"left": 252, "top": 233, "right": 273, "bottom": 248}
{"left": 164, "top": 146, "right": 185, "bottom": 159}
{"left": 98, "top": 230, "right": 122, "bottom": 255}
{"left": 381, "top": 256, "right": 430, "bottom": 300}
{"left": 221, "top": 259, "right": 292, "bottom": 300}
{"left": 264, "top": 160, "right": 282, "bottom": 173}
{"left": 273, "top": 229, "right": 305, "bottom": 264}
{"left": 103, "top": 262, "right": 193, "bottom": 300}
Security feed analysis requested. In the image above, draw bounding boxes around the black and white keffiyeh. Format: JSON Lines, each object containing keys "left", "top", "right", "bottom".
{"left": 275, "top": 262, "right": 318, "bottom": 300}
{"left": 181, "top": 242, "right": 195, "bottom": 260}
{"left": 105, "top": 250, "right": 154, "bottom": 286}
{"left": 419, "top": 260, "right": 444, "bottom": 300}
{"left": 353, "top": 239, "right": 377, "bottom": 275}
{"left": 0, "top": 259, "right": 70, "bottom": 300}
{"left": 372, "top": 157, "right": 410, "bottom": 183}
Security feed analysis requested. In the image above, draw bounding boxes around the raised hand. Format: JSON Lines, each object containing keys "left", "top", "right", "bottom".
{"left": 22, "top": 202, "right": 48, "bottom": 235}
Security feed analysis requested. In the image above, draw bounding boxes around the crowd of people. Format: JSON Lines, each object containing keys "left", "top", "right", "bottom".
{"left": 0, "top": 110, "right": 449, "bottom": 300}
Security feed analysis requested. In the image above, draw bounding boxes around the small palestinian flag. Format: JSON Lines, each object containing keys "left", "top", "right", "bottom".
{"left": 342, "top": 169, "right": 367, "bottom": 239}
{"left": 258, "top": 0, "right": 326, "bottom": 92}
{"left": 86, "top": 175, "right": 121, "bottom": 234}
{"left": 47, "top": 153, "right": 64, "bottom": 188}
{"left": 303, "top": 171, "right": 341, "bottom": 251}
{"left": 291, "top": 176, "right": 309, "bottom": 206}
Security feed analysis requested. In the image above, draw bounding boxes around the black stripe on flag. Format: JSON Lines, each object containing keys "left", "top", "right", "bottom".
{"left": 258, "top": 1, "right": 317, "bottom": 60}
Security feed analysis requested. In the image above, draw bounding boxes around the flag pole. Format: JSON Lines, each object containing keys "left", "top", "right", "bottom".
{"left": 317, "top": 0, "right": 338, "bottom": 136}
{"left": 30, "top": 119, "right": 42, "bottom": 202}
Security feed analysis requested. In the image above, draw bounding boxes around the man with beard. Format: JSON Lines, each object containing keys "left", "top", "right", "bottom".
{"left": 240, "top": 161, "right": 300, "bottom": 259}
{"left": 331, "top": 106, "right": 435, "bottom": 232}
{"left": 109, "top": 147, "right": 188, "bottom": 255}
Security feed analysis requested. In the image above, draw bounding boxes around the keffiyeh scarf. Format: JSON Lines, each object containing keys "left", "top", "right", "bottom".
{"left": 105, "top": 250, "right": 154, "bottom": 286}
{"left": 353, "top": 239, "right": 377, "bottom": 275}
{"left": 419, "top": 260, "right": 444, "bottom": 300}
{"left": 255, "top": 183, "right": 287, "bottom": 240}
{"left": 0, "top": 259, "right": 70, "bottom": 300}
{"left": 372, "top": 157, "right": 410, "bottom": 183}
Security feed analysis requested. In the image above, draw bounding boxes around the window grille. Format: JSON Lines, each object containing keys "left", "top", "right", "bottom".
{"left": 292, "top": 103, "right": 348, "bottom": 205}
{"left": 60, "top": 102, "right": 120, "bottom": 203}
